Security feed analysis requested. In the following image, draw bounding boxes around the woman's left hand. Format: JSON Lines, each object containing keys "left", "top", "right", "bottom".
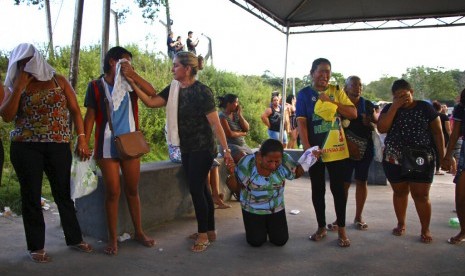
{"left": 75, "top": 136, "right": 91, "bottom": 161}
{"left": 224, "top": 152, "right": 235, "bottom": 174}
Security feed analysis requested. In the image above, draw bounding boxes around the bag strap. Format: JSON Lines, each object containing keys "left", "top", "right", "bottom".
{"left": 92, "top": 80, "right": 115, "bottom": 134}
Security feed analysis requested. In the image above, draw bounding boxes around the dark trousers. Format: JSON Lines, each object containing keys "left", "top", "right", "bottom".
{"left": 242, "top": 209, "right": 288, "bottom": 247}
{"left": 309, "top": 160, "right": 347, "bottom": 228}
{"left": 181, "top": 150, "right": 215, "bottom": 233}
{"left": 10, "top": 142, "right": 83, "bottom": 251}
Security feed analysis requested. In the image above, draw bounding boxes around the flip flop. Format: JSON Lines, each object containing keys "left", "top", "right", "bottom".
{"left": 70, "top": 241, "right": 93, "bottom": 253}
{"left": 309, "top": 231, "right": 327, "bottom": 242}
{"left": 420, "top": 234, "right": 433, "bottom": 244}
{"left": 338, "top": 238, "right": 351, "bottom": 248}
{"left": 448, "top": 236, "right": 465, "bottom": 245}
{"left": 188, "top": 231, "right": 217, "bottom": 242}
{"left": 435, "top": 171, "right": 445, "bottom": 175}
{"left": 191, "top": 240, "right": 210, "bottom": 252}
{"left": 326, "top": 223, "right": 338, "bottom": 231}
{"left": 28, "top": 251, "right": 52, "bottom": 263}
{"left": 354, "top": 221, "right": 368, "bottom": 231}
{"left": 215, "top": 203, "right": 232, "bottom": 209}
{"left": 392, "top": 226, "right": 405, "bottom": 236}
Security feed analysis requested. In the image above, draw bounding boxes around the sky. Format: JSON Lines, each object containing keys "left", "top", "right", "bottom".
{"left": 1, "top": 0, "right": 465, "bottom": 84}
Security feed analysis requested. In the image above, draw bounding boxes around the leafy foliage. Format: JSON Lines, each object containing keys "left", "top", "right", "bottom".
{"left": 134, "top": 0, "right": 163, "bottom": 23}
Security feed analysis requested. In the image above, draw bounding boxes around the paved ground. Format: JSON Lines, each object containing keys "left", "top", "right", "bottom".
{"left": 1, "top": 173, "right": 465, "bottom": 275}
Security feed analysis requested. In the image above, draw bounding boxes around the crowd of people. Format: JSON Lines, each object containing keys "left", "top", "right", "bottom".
{"left": 1, "top": 43, "right": 465, "bottom": 263}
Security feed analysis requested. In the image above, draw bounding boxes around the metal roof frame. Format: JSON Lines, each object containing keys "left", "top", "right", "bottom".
{"left": 228, "top": 0, "right": 465, "bottom": 141}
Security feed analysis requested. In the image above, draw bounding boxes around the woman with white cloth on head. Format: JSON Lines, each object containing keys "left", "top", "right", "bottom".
{"left": 0, "top": 43, "right": 93, "bottom": 263}
{"left": 83, "top": 46, "right": 156, "bottom": 255}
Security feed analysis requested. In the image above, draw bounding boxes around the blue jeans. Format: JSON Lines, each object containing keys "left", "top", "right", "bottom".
{"left": 268, "top": 129, "right": 288, "bottom": 144}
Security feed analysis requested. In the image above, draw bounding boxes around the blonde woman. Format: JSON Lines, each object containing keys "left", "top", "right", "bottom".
{"left": 130, "top": 51, "right": 233, "bottom": 252}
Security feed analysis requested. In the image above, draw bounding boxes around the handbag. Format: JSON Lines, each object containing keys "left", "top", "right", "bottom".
{"left": 114, "top": 131, "right": 150, "bottom": 159}
{"left": 401, "top": 147, "right": 434, "bottom": 182}
{"left": 104, "top": 97, "right": 150, "bottom": 160}
{"left": 345, "top": 129, "right": 368, "bottom": 161}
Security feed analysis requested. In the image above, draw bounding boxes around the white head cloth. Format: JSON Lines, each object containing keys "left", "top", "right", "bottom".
{"left": 4, "top": 43, "right": 55, "bottom": 91}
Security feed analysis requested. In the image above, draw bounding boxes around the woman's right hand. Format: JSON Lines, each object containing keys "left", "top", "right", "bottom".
{"left": 14, "top": 67, "right": 33, "bottom": 92}
{"left": 392, "top": 91, "right": 409, "bottom": 110}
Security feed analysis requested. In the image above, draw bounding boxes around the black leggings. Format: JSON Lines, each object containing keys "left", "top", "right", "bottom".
{"left": 309, "top": 160, "right": 347, "bottom": 228}
{"left": 242, "top": 209, "right": 288, "bottom": 247}
{"left": 10, "top": 142, "right": 83, "bottom": 251}
{"left": 181, "top": 150, "right": 215, "bottom": 233}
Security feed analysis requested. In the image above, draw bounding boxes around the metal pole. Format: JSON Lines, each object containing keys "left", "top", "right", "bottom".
{"left": 44, "top": 0, "right": 54, "bottom": 59}
{"left": 101, "top": 0, "right": 111, "bottom": 74}
{"left": 279, "top": 25, "right": 290, "bottom": 143}
{"left": 292, "top": 77, "right": 295, "bottom": 95}
{"left": 69, "top": 0, "right": 84, "bottom": 90}
{"left": 111, "top": 9, "right": 119, "bottom": 46}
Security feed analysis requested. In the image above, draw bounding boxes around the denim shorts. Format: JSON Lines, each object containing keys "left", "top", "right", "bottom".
{"left": 268, "top": 130, "right": 288, "bottom": 144}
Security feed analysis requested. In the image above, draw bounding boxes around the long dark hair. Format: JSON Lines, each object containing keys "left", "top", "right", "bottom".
{"left": 217, "top": 94, "right": 238, "bottom": 108}
{"left": 103, "top": 46, "right": 132, "bottom": 74}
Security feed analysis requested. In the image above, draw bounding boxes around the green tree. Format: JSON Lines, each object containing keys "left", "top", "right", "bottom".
{"left": 403, "top": 66, "right": 457, "bottom": 101}
{"left": 364, "top": 76, "right": 398, "bottom": 101}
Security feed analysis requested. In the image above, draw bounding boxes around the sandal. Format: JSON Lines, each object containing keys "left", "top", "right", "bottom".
{"left": 354, "top": 221, "right": 368, "bottom": 231}
{"left": 103, "top": 245, "right": 118, "bottom": 256}
{"left": 191, "top": 240, "right": 210, "bottom": 252}
{"left": 448, "top": 236, "right": 465, "bottom": 245}
{"left": 70, "top": 241, "right": 93, "bottom": 253}
{"left": 309, "top": 230, "right": 327, "bottom": 242}
{"left": 420, "top": 234, "right": 433, "bottom": 244}
{"left": 338, "top": 238, "right": 351, "bottom": 248}
{"left": 326, "top": 222, "right": 338, "bottom": 231}
{"left": 28, "top": 250, "right": 52, "bottom": 263}
{"left": 392, "top": 226, "right": 405, "bottom": 236}
{"left": 188, "top": 231, "right": 217, "bottom": 242}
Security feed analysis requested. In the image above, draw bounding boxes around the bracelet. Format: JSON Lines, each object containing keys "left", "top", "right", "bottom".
{"left": 77, "top": 133, "right": 85, "bottom": 137}
{"left": 223, "top": 148, "right": 231, "bottom": 154}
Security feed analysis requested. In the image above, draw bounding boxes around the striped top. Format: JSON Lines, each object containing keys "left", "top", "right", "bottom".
{"left": 84, "top": 78, "right": 139, "bottom": 159}
{"left": 235, "top": 152, "right": 298, "bottom": 215}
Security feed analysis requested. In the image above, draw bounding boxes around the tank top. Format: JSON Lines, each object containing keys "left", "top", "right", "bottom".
{"left": 10, "top": 77, "right": 71, "bottom": 143}
{"left": 269, "top": 107, "right": 282, "bottom": 131}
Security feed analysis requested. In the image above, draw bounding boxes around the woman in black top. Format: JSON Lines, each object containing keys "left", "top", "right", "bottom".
{"left": 378, "top": 79, "right": 444, "bottom": 244}
{"left": 131, "top": 51, "right": 233, "bottom": 252}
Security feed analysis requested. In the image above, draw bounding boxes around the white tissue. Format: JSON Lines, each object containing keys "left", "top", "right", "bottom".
{"left": 298, "top": 146, "right": 319, "bottom": 172}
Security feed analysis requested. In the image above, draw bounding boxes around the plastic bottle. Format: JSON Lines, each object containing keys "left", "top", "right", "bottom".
{"left": 449, "top": 217, "right": 460, "bottom": 228}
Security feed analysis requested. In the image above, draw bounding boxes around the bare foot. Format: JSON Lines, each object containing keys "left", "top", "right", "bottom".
{"left": 104, "top": 242, "right": 118, "bottom": 256}
{"left": 135, "top": 233, "right": 156, "bottom": 247}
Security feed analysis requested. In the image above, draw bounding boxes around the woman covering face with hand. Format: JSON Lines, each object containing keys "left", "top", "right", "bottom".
{"left": 377, "top": 79, "right": 444, "bottom": 244}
